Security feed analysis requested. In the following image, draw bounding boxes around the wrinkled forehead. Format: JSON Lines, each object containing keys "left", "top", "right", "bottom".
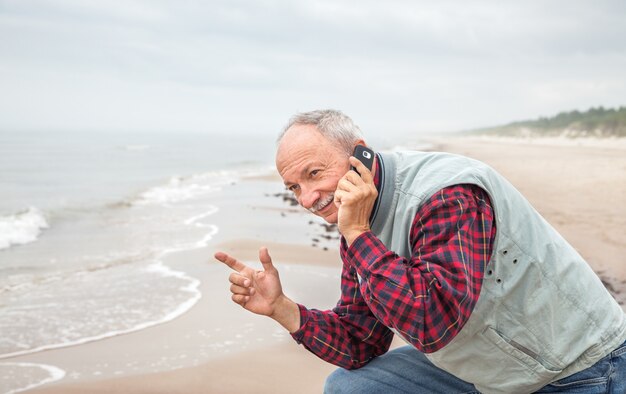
{"left": 278, "top": 123, "right": 323, "bottom": 147}
{"left": 276, "top": 124, "right": 325, "bottom": 160}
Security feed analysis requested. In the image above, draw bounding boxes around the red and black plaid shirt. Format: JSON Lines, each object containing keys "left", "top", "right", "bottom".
{"left": 291, "top": 156, "right": 496, "bottom": 369}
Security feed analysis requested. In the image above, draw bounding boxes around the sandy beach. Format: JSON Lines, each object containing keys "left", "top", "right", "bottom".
{"left": 14, "top": 136, "right": 626, "bottom": 393}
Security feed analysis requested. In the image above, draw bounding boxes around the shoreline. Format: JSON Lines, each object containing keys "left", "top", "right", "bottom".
{"left": 12, "top": 135, "right": 626, "bottom": 393}
{"left": 7, "top": 172, "right": 343, "bottom": 393}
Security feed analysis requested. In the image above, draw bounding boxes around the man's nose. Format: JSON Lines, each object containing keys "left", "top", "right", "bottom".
{"left": 297, "top": 186, "right": 320, "bottom": 210}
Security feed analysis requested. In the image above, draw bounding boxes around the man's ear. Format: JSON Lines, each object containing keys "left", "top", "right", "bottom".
{"left": 352, "top": 139, "right": 367, "bottom": 153}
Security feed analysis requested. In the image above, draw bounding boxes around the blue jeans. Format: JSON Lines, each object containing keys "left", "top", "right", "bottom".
{"left": 324, "top": 341, "right": 626, "bottom": 393}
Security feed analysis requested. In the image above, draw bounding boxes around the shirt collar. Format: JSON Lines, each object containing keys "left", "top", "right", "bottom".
{"left": 369, "top": 153, "right": 383, "bottom": 224}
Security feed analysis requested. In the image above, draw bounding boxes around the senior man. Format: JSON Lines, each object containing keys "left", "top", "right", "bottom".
{"left": 215, "top": 109, "right": 626, "bottom": 393}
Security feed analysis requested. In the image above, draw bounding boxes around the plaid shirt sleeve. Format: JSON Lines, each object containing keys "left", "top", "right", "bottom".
{"left": 291, "top": 184, "right": 495, "bottom": 367}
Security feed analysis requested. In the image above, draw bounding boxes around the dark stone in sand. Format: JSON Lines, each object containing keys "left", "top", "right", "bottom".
{"left": 321, "top": 223, "right": 336, "bottom": 232}
{"left": 601, "top": 278, "right": 619, "bottom": 294}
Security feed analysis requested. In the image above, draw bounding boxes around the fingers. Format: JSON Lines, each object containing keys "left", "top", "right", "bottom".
{"left": 349, "top": 156, "right": 374, "bottom": 184}
{"left": 335, "top": 175, "right": 376, "bottom": 205}
{"left": 258, "top": 247, "right": 274, "bottom": 272}
{"left": 333, "top": 189, "right": 342, "bottom": 208}
{"left": 229, "top": 272, "right": 251, "bottom": 287}
{"left": 335, "top": 174, "right": 360, "bottom": 206}
{"left": 219, "top": 248, "right": 277, "bottom": 310}
{"left": 230, "top": 283, "right": 255, "bottom": 296}
{"left": 214, "top": 251, "right": 247, "bottom": 272}
{"left": 337, "top": 177, "right": 359, "bottom": 193}
{"left": 231, "top": 294, "right": 250, "bottom": 306}
{"left": 229, "top": 272, "right": 255, "bottom": 305}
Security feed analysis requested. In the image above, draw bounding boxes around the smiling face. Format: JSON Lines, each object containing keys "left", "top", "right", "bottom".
{"left": 276, "top": 124, "right": 355, "bottom": 224}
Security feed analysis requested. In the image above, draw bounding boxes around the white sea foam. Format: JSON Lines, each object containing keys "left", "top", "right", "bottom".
{"left": 0, "top": 207, "right": 49, "bottom": 250}
{"left": 134, "top": 178, "right": 215, "bottom": 206}
{"left": 0, "top": 131, "right": 278, "bottom": 387}
{"left": 132, "top": 172, "right": 237, "bottom": 206}
{"left": 0, "top": 257, "right": 202, "bottom": 360}
{"left": 143, "top": 260, "right": 202, "bottom": 319}
{"left": 0, "top": 362, "right": 65, "bottom": 394}
{"left": 0, "top": 204, "right": 218, "bottom": 360}
{"left": 184, "top": 207, "right": 219, "bottom": 227}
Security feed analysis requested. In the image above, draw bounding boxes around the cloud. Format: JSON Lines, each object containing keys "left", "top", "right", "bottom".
{"left": 1, "top": 0, "right": 625, "bottom": 134}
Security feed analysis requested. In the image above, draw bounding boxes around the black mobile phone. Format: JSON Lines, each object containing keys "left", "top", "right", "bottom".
{"left": 351, "top": 145, "right": 375, "bottom": 175}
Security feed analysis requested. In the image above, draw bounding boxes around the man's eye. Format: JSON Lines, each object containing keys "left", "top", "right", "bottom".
{"left": 288, "top": 185, "right": 300, "bottom": 192}
{"left": 310, "top": 170, "right": 320, "bottom": 177}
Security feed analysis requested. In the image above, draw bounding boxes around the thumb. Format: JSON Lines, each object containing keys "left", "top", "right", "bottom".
{"left": 258, "top": 247, "right": 274, "bottom": 272}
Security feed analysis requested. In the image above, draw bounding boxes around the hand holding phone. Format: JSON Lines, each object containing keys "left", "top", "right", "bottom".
{"left": 351, "top": 145, "right": 375, "bottom": 175}
{"left": 338, "top": 144, "right": 377, "bottom": 245}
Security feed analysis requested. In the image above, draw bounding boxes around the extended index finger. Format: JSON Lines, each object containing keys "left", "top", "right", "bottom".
{"left": 214, "top": 251, "right": 247, "bottom": 272}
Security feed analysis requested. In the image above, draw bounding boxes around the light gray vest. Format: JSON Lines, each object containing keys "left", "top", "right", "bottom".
{"left": 370, "top": 151, "right": 626, "bottom": 394}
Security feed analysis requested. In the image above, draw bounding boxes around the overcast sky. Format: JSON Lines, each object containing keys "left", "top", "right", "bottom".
{"left": 1, "top": 0, "right": 625, "bottom": 135}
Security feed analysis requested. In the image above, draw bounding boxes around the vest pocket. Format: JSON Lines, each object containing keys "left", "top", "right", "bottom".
{"left": 483, "top": 327, "right": 562, "bottom": 374}
{"left": 425, "top": 325, "right": 564, "bottom": 393}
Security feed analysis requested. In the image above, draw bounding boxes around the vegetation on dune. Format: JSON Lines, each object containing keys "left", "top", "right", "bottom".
{"left": 468, "top": 106, "right": 626, "bottom": 137}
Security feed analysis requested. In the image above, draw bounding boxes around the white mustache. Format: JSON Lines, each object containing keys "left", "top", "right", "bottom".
{"left": 308, "top": 193, "right": 334, "bottom": 213}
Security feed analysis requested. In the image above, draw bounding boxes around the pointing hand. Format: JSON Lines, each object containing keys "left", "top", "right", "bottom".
{"left": 214, "top": 247, "right": 284, "bottom": 317}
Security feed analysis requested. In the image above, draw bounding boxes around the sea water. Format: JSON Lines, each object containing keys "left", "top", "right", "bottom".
{"left": 0, "top": 129, "right": 430, "bottom": 392}
{"left": 0, "top": 130, "right": 277, "bottom": 389}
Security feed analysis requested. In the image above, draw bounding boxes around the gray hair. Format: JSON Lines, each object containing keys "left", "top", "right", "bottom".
{"left": 277, "top": 109, "right": 364, "bottom": 155}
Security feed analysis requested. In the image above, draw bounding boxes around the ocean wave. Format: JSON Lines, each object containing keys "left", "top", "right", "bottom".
{"left": 0, "top": 362, "right": 65, "bottom": 394}
{"left": 113, "top": 165, "right": 275, "bottom": 208}
{"left": 131, "top": 172, "right": 237, "bottom": 206}
{"left": 0, "top": 203, "right": 219, "bottom": 360}
{"left": 0, "top": 207, "right": 49, "bottom": 251}
{"left": 0, "top": 257, "right": 202, "bottom": 360}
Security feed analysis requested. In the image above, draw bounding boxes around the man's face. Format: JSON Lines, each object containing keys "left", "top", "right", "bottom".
{"left": 276, "top": 124, "right": 351, "bottom": 224}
